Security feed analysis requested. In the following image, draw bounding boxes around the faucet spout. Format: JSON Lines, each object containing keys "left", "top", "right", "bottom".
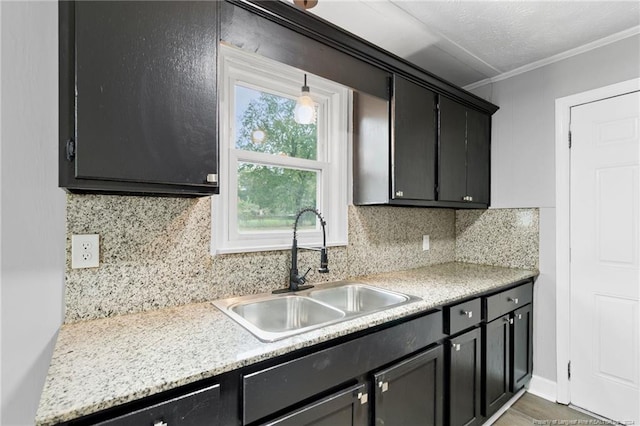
{"left": 273, "top": 208, "right": 329, "bottom": 294}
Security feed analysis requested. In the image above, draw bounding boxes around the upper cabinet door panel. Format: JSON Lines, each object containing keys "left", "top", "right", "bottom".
{"left": 392, "top": 76, "right": 437, "bottom": 201}
{"left": 438, "top": 97, "right": 467, "bottom": 202}
{"left": 466, "top": 108, "right": 490, "bottom": 205}
{"left": 74, "top": 1, "right": 218, "bottom": 186}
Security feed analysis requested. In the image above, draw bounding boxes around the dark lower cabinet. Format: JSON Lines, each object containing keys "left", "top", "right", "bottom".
{"left": 94, "top": 384, "right": 220, "bottom": 426}
{"left": 511, "top": 304, "right": 533, "bottom": 392}
{"left": 263, "top": 384, "right": 368, "bottom": 426}
{"left": 373, "top": 345, "right": 444, "bottom": 426}
{"left": 482, "top": 315, "right": 511, "bottom": 418}
{"left": 447, "top": 328, "right": 482, "bottom": 426}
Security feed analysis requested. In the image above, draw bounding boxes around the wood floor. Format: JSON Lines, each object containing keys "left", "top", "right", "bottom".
{"left": 493, "top": 392, "right": 599, "bottom": 426}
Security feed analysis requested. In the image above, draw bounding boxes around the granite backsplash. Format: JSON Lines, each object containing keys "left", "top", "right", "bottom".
{"left": 65, "top": 194, "right": 538, "bottom": 323}
{"left": 65, "top": 195, "right": 457, "bottom": 323}
{"left": 455, "top": 208, "right": 539, "bottom": 270}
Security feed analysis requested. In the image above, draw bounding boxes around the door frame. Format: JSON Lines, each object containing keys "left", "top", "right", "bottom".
{"left": 555, "top": 77, "right": 640, "bottom": 404}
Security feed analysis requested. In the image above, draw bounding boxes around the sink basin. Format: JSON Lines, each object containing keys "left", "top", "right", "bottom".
{"left": 230, "top": 296, "right": 344, "bottom": 333}
{"left": 212, "top": 281, "right": 420, "bottom": 342}
{"left": 309, "top": 283, "right": 408, "bottom": 313}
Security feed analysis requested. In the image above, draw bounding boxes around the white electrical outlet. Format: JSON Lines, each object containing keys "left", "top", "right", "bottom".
{"left": 422, "top": 235, "right": 430, "bottom": 251}
{"left": 72, "top": 234, "right": 99, "bottom": 269}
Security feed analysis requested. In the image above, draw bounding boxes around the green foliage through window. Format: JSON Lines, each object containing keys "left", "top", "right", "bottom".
{"left": 235, "top": 86, "right": 319, "bottom": 231}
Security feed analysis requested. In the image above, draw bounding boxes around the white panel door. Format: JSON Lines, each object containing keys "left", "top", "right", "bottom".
{"left": 570, "top": 91, "right": 640, "bottom": 424}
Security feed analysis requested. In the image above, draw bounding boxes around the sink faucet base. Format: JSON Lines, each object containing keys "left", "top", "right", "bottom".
{"left": 272, "top": 284, "right": 314, "bottom": 294}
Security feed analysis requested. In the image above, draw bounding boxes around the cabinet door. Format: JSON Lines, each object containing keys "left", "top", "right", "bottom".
{"left": 482, "top": 315, "right": 511, "bottom": 418}
{"left": 391, "top": 75, "right": 437, "bottom": 201}
{"left": 95, "top": 384, "right": 220, "bottom": 426}
{"left": 465, "top": 108, "right": 490, "bottom": 205}
{"left": 447, "top": 328, "right": 482, "bottom": 426}
{"left": 263, "top": 384, "right": 368, "bottom": 426}
{"left": 66, "top": 1, "right": 218, "bottom": 192}
{"left": 374, "top": 345, "right": 444, "bottom": 426}
{"left": 438, "top": 97, "right": 467, "bottom": 203}
{"left": 511, "top": 304, "right": 533, "bottom": 392}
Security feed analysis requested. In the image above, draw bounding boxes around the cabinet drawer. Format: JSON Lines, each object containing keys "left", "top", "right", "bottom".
{"left": 243, "top": 311, "right": 443, "bottom": 424}
{"left": 95, "top": 384, "right": 220, "bottom": 426}
{"left": 485, "top": 281, "right": 533, "bottom": 322}
{"left": 444, "top": 298, "right": 481, "bottom": 335}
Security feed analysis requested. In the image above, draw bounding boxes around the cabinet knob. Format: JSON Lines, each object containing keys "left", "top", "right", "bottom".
{"left": 468, "top": 196, "right": 473, "bottom": 202}
{"left": 395, "top": 190, "right": 403, "bottom": 197}
{"left": 508, "top": 297, "right": 519, "bottom": 304}
{"left": 460, "top": 310, "right": 473, "bottom": 318}
{"left": 153, "top": 421, "right": 168, "bottom": 426}
{"left": 357, "top": 392, "right": 369, "bottom": 404}
{"left": 452, "top": 343, "right": 461, "bottom": 351}
{"left": 503, "top": 317, "right": 514, "bottom": 324}
{"left": 518, "top": 314, "right": 522, "bottom": 320}
{"left": 206, "top": 173, "right": 218, "bottom": 184}
{"left": 378, "top": 381, "right": 389, "bottom": 392}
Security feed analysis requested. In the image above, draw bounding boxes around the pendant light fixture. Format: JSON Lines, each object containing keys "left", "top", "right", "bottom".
{"left": 294, "top": 74, "right": 316, "bottom": 125}
{"left": 293, "top": 0, "right": 318, "bottom": 10}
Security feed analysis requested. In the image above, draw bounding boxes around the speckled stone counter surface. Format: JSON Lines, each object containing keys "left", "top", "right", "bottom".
{"left": 35, "top": 262, "right": 537, "bottom": 426}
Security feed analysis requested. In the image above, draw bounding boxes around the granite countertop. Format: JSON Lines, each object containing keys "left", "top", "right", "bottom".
{"left": 35, "top": 262, "right": 537, "bottom": 426}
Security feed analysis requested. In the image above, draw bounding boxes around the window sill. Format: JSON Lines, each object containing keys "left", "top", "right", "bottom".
{"left": 210, "top": 240, "right": 348, "bottom": 256}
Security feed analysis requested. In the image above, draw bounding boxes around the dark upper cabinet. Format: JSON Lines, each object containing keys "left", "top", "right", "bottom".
{"left": 354, "top": 77, "right": 492, "bottom": 208}
{"left": 373, "top": 345, "right": 444, "bottom": 426}
{"left": 391, "top": 76, "right": 437, "bottom": 202}
{"left": 59, "top": 1, "right": 220, "bottom": 196}
{"left": 439, "top": 97, "right": 491, "bottom": 206}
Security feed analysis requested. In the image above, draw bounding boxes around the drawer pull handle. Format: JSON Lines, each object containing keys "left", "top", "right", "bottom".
{"left": 153, "top": 421, "right": 168, "bottom": 426}
{"left": 503, "top": 317, "right": 514, "bottom": 325}
{"left": 508, "top": 297, "right": 519, "bottom": 304}
{"left": 460, "top": 310, "right": 473, "bottom": 318}
{"left": 378, "top": 381, "right": 389, "bottom": 392}
{"left": 452, "top": 343, "right": 461, "bottom": 351}
{"left": 518, "top": 314, "right": 522, "bottom": 320}
{"left": 358, "top": 392, "right": 369, "bottom": 404}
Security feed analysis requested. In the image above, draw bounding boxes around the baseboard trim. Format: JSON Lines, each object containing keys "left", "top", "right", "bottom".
{"left": 481, "top": 388, "right": 526, "bottom": 426}
{"left": 527, "top": 375, "right": 557, "bottom": 402}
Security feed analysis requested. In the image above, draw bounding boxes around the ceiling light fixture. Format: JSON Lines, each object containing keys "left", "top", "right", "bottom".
{"left": 294, "top": 74, "right": 316, "bottom": 125}
{"left": 293, "top": 0, "right": 318, "bottom": 10}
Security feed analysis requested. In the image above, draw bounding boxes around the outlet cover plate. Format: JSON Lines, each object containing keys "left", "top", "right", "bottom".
{"left": 71, "top": 234, "right": 99, "bottom": 269}
{"left": 422, "top": 235, "right": 430, "bottom": 251}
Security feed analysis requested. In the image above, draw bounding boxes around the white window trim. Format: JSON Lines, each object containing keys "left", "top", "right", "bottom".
{"left": 211, "top": 44, "right": 350, "bottom": 255}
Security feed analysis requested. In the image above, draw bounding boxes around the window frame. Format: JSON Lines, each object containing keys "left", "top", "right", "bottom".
{"left": 212, "top": 44, "right": 350, "bottom": 255}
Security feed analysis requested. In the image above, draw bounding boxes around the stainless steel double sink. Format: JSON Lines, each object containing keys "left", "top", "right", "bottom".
{"left": 212, "top": 281, "right": 421, "bottom": 342}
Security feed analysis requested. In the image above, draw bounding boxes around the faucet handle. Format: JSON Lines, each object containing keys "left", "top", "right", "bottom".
{"left": 300, "top": 267, "right": 312, "bottom": 283}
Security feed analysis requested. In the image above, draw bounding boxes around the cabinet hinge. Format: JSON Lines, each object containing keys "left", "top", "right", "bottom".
{"left": 568, "top": 361, "right": 571, "bottom": 380}
{"left": 65, "top": 138, "right": 76, "bottom": 161}
{"left": 568, "top": 130, "right": 572, "bottom": 149}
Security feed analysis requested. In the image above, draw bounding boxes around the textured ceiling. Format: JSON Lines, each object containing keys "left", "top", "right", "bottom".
{"left": 290, "top": 0, "right": 640, "bottom": 87}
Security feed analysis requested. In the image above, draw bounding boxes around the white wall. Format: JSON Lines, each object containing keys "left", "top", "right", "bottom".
{"left": 470, "top": 34, "right": 640, "bottom": 388}
{"left": 1, "top": 2, "right": 65, "bottom": 425}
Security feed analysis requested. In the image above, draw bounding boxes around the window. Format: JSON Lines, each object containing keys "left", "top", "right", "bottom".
{"left": 212, "top": 45, "right": 350, "bottom": 254}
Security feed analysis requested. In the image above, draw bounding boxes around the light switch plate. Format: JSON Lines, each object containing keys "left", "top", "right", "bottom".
{"left": 71, "top": 234, "right": 99, "bottom": 269}
{"left": 422, "top": 235, "right": 430, "bottom": 251}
